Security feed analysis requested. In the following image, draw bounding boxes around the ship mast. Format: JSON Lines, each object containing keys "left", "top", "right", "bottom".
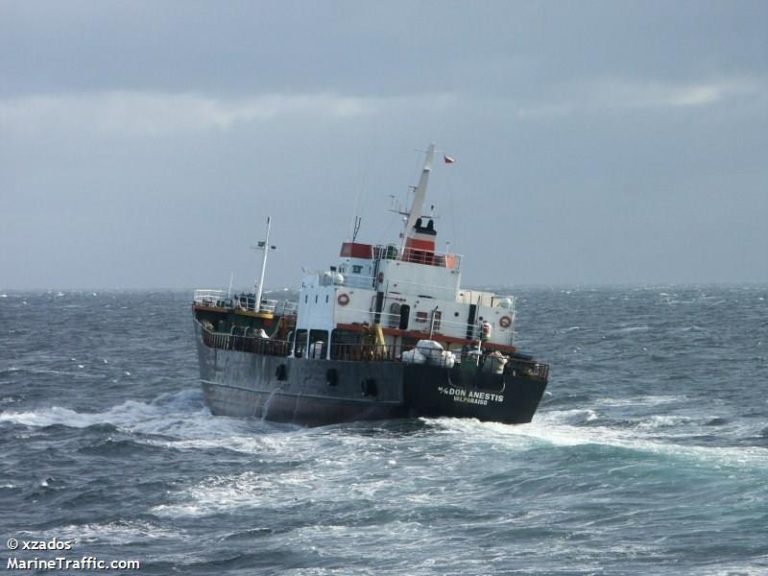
{"left": 400, "top": 143, "right": 436, "bottom": 255}
{"left": 254, "top": 216, "right": 274, "bottom": 312}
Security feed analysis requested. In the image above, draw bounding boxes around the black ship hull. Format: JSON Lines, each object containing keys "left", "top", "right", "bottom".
{"left": 194, "top": 322, "right": 548, "bottom": 427}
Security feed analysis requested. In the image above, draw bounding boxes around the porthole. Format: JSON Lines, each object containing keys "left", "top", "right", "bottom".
{"left": 361, "top": 378, "right": 378, "bottom": 397}
{"left": 326, "top": 368, "right": 339, "bottom": 387}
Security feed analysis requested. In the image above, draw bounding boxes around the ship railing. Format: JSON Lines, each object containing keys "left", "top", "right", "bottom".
{"left": 194, "top": 289, "right": 231, "bottom": 308}
{"left": 329, "top": 342, "right": 402, "bottom": 362}
{"left": 372, "top": 244, "right": 463, "bottom": 271}
{"left": 330, "top": 341, "right": 517, "bottom": 370}
{"left": 328, "top": 341, "right": 454, "bottom": 367}
{"left": 507, "top": 357, "right": 550, "bottom": 381}
{"left": 194, "top": 289, "right": 297, "bottom": 315}
{"left": 399, "top": 247, "right": 462, "bottom": 271}
{"left": 232, "top": 293, "right": 291, "bottom": 314}
{"left": 337, "top": 306, "right": 515, "bottom": 348}
{"left": 199, "top": 322, "right": 291, "bottom": 356}
{"left": 200, "top": 319, "right": 547, "bottom": 376}
{"left": 260, "top": 299, "right": 298, "bottom": 315}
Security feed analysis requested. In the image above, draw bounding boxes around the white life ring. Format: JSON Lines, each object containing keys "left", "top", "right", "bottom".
{"left": 499, "top": 315, "right": 512, "bottom": 329}
{"left": 337, "top": 293, "right": 350, "bottom": 306}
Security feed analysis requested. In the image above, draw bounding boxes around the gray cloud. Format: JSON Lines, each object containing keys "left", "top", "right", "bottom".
{"left": 1, "top": 0, "right": 766, "bottom": 289}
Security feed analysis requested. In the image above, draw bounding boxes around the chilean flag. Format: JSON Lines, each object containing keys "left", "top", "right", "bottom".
{"left": 443, "top": 154, "right": 456, "bottom": 164}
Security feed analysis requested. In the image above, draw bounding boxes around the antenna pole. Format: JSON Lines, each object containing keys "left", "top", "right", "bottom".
{"left": 352, "top": 216, "right": 362, "bottom": 242}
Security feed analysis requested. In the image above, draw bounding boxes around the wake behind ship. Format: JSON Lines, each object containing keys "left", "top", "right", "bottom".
{"left": 192, "top": 144, "right": 549, "bottom": 426}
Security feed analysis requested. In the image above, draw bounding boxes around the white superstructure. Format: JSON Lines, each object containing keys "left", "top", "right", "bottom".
{"left": 293, "top": 144, "right": 517, "bottom": 361}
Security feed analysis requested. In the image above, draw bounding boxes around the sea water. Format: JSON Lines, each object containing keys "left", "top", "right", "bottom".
{"left": 1, "top": 287, "right": 766, "bottom": 575}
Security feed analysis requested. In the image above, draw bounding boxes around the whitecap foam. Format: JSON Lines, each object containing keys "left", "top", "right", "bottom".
{"left": 596, "top": 395, "right": 686, "bottom": 408}
{"left": 151, "top": 470, "right": 310, "bottom": 517}
{"left": 558, "top": 326, "right": 581, "bottom": 333}
{"left": 0, "top": 406, "right": 96, "bottom": 428}
{"left": 152, "top": 465, "right": 402, "bottom": 519}
{"left": 634, "top": 414, "right": 694, "bottom": 430}
{"left": 0, "top": 389, "right": 218, "bottom": 437}
{"left": 151, "top": 428, "right": 416, "bottom": 519}
{"left": 694, "top": 560, "right": 768, "bottom": 576}
{"left": 539, "top": 408, "right": 599, "bottom": 425}
{"left": 0, "top": 392, "right": 312, "bottom": 462}
{"left": 427, "top": 411, "right": 768, "bottom": 472}
{"left": 24, "top": 520, "right": 182, "bottom": 545}
{"left": 611, "top": 325, "right": 650, "bottom": 334}
{"left": 143, "top": 428, "right": 297, "bottom": 455}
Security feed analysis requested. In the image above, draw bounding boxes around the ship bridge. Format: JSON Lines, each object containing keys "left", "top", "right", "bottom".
{"left": 337, "top": 241, "right": 463, "bottom": 301}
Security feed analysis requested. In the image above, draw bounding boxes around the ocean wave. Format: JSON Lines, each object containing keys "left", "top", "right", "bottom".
{"left": 692, "top": 560, "right": 768, "bottom": 576}
{"left": 151, "top": 468, "right": 323, "bottom": 518}
{"left": 610, "top": 325, "right": 650, "bottom": 334}
{"left": 596, "top": 395, "right": 687, "bottom": 408}
{"left": 28, "top": 520, "right": 182, "bottom": 546}
{"left": 633, "top": 414, "right": 695, "bottom": 430}
{"left": 428, "top": 413, "right": 768, "bottom": 474}
{"left": 0, "top": 389, "right": 207, "bottom": 433}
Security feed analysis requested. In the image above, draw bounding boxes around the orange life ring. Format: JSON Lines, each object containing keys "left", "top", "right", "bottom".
{"left": 337, "top": 293, "right": 350, "bottom": 306}
{"left": 499, "top": 315, "right": 512, "bottom": 328}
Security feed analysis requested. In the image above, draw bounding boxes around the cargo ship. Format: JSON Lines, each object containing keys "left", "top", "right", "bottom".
{"left": 192, "top": 144, "right": 549, "bottom": 426}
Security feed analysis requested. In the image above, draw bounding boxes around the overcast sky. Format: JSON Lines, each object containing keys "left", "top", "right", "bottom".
{"left": 2, "top": 1, "right": 766, "bottom": 290}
